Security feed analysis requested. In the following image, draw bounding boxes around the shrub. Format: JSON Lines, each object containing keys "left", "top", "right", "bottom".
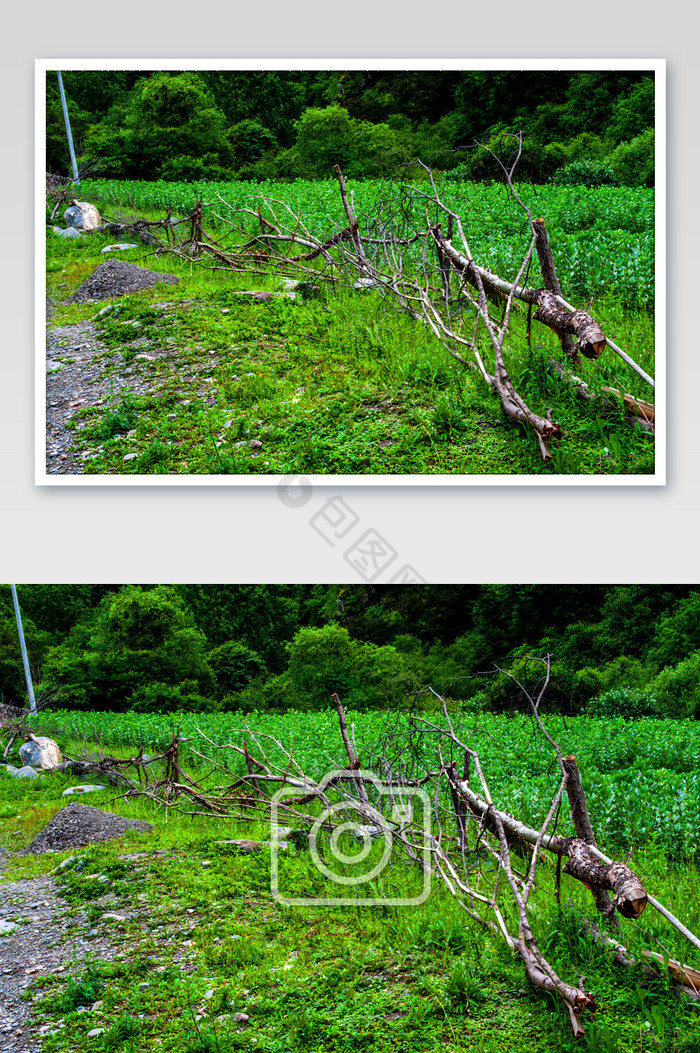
{"left": 285, "top": 624, "right": 418, "bottom": 710}
{"left": 587, "top": 686, "right": 661, "bottom": 719}
{"left": 552, "top": 159, "right": 619, "bottom": 187}
{"left": 209, "top": 641, "right": 266, "bottom": 695}
{"left": 609, "top": 128, "right": 655, "bottom": 187}
{"left": 652, "top": 652, "right": 700, "bottom": 717}
{"left": 576, "top": 655, "right": 653, "bottom": 697}
{"left": 129, "top": 679, "right": 218, "bottom": 714}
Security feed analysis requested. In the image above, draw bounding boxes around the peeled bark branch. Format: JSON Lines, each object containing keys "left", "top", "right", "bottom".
{"left": 431, "top": 227, "right": 608, "bottom": 361}
{"left": 452, "top": 775, "right": 647, "bottom": 919}
{"left": 563, "top": 755, "right": 617, "bottom": 922}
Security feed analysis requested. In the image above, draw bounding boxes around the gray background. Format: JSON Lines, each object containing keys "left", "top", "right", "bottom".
{"left": 2, "top": 4, "right": 695, "bottom": 584}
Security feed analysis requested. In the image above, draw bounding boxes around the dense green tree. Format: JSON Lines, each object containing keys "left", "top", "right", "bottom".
{"left": 209, "top": 641, "right": 266, "bottom": 695}
{"left": 41, "top": 585, "right": 214, "bottom": 710}
{"left": 229, "top": 119, "right": 277, "bottom": 165}
{"left": 285, "top": 624, "right": 417, "bottom": 710}
{"left": 174, "top": 585, "right": 305, "bottom": 671}
{"left": 649, "top": 592, "right": 700, "bottom": 668}
{"left": 607, "top": 77, "right": 655, "bottom": 142}
{"left": 609, "top": 128, "right": 655, "bottom": 188}
{"left": 85, "top": 72, "right": 233, "bottom": 180}
{"left": 202, "top": 71, "right": 309, "bottom": 148}
{"left": 15, "top": 585, "right": 120, "bottom": 638}
{"left": 652, "top": 652, "right": 700, "bottom": 717}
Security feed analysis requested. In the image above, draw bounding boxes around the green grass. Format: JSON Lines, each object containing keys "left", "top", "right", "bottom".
{"left": 45, "top": 177, "right": 656, "bottom": 477}
{"left": 2, "top": 753, "right": 700, "bottom": 1053}
{"left": 22, "top": 709, "right": 700, "bottom": 864}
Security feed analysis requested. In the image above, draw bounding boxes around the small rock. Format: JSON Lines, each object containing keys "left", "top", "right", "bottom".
{"left": 87, "top": 1027, "right": 106, "bottom": 1037}
{"left": 92, "top": 1001, "right": 104, "bottom": 1011}
{"left": 139, "top": 982, "right": 150, "bottom": 990}
{"left": 54, "top": 857, "right": 77, "bottom": 872}
{"left": 233, "top": 1012, "right": 250, "bottom": 1024}
{"left": 8, "top": 765, "right": 39, "bottom": 779}
{"left": 0, "top": 920, "right": 18, "bottom": 934}
{"left": 249, "top": 439, "right": 263, "bottom": 450}
{"left": 62, "top": 785, "right": 106, "bottom": 796}
{"left": 204, "top": 990, "right": 214, "bottom": 1000}
{"left": 123, "top": 453, "right": 138, "bottom": 462}
{"left": 101, "top": 913, "right": 126, "bottom": 922}
{"left": 101, "top": 244, "right": 138, "bottom": 253}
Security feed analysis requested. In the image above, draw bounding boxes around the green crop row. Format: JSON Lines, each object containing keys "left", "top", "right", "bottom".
{"left": 34, "top": 709, "right": 698, "bottom": 859}
{"left": 74, "top": 177, "right": 654, "bottom": 310}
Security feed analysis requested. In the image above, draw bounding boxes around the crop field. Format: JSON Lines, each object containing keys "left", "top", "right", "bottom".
{"left": 4, "top": 707, "right": 700, "bottom": 1052}
{"left": 45, "top": 177, "right": 656, "bottom": 477}
{"left": 34, "top": 709, "right": 697, "bottom": 860}
{"left": 77, "top": 176, "right": 655, "bottom": 311}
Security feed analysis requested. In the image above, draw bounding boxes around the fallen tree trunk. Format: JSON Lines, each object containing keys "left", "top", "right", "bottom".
{"left": 450, "top": 772, "right": 647, "bottom": 919}
{"left": 430, "top": 227, "right": 608, "bottom": 360}
{"left": 578, "top": 914, "right": 700, "bottom": 1002}
{"left": 546, "top": 358, "right": 655, "bottom": 433}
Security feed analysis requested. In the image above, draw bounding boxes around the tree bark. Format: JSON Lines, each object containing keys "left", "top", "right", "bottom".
{"left": 562, "top": 838, "right": 647, "bottom": 919}
{"left": 532, "top": 219, "right": 577, "bottom": 361}
{"left": 563, "top": 755, "right": 617, "bottom": 921}
{"left": 533, "top": 291, "right": 607, "bottom": 360}
{"left": 452, "top": 775, "right": 647, "bottom": 919}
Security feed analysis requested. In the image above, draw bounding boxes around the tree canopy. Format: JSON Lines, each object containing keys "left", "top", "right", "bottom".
{"left": 1, "top": 584, "right": 696, "bottom": 718}
{"left": 46, "top": 68, "right": 655, "bottom": 187}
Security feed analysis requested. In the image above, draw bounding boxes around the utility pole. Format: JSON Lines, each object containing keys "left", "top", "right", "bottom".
{"left": 57, "top": 70, "right": 80, "bottom": 184}
{"left": 11, "top": 585, "right": 37, "bottom": 717}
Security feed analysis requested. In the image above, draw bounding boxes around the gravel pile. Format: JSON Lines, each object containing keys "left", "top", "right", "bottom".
{"left": 18, "top": 804, "right": 153, "bottom": 855}
{"left": 66, "top": 259, "right": 180, "bottom": 303}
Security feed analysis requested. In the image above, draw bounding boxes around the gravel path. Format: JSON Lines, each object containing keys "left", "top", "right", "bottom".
{"left": 45, "top": 318, "right": 117, "bottom": 475}
{"left": 44, "top": 260, "right": 182, "bottom": 476}
{"left": 0, "top": 806, "right": 157, "bottom": 1052}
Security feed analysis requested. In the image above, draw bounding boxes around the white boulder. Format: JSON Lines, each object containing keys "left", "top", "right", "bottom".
{"left": 64, "top": 200, "right": 101, "bottom": 231}
{"left": 19, "top": 736, "right": 62, "bottom": 770}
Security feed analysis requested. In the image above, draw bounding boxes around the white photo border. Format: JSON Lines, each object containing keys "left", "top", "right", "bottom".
{"left": 36, "top": 57, "right": 666, "bottom": 487}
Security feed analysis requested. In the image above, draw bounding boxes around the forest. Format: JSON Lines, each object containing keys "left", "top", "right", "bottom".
{"left": 3, "top": 584, "right": 698, "bottom": 717}
{"left": 5, "top": 586, "right": 700, "bottom": 1051}
{"left": 46, "top": 68, "right": 655, "bottom": 187}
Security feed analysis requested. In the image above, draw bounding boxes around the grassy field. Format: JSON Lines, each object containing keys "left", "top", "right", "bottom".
{"left": 2, "top": 708, "right": 700, "bottom": 1051}
{"left": 44, "top": 178, "right": 656, "bottom": 477}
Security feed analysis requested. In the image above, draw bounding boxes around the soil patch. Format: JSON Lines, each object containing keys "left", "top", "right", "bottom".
{"left": 66, "top": 260, "right": 179, "bottom": 303}
{"left": 18, "top": 804, "right": 153, "bottom": 856}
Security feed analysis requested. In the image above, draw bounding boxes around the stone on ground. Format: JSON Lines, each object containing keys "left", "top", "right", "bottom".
{"left": 19, "top": 803, "right": 153, "bottom": 855}
{"left": 66, "top": 259, "right": 180, "bottom": 303}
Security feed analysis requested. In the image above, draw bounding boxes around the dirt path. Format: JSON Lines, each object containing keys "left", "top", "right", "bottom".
{"left": 45, "top": 319, "right": 115, "bottom": 476}
{"left": 0, "top": 849, "right": 192, "bottom": 1053}
{"left": 0, "top": 868, "right": 124, "bottom": 1053}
